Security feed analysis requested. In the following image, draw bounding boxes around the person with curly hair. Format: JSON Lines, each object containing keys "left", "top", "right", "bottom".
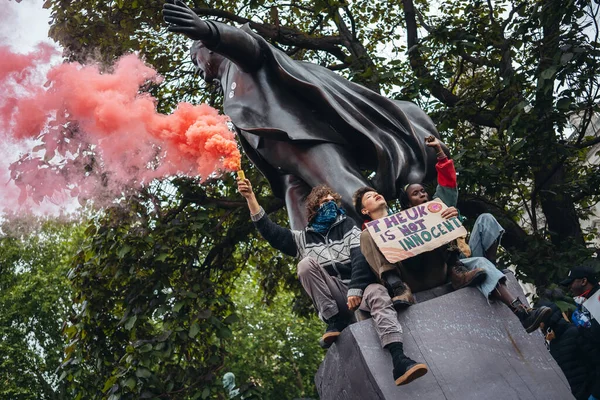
{"left": 238, "top": 179, "right": 428, "bottom": 386}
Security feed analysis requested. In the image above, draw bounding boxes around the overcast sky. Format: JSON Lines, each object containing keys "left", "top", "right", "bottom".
{"left": 2, "top": 0, "right": 55, "bottom": 52}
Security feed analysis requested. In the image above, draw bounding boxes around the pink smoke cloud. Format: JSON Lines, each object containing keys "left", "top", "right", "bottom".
{"left": 0, "top": 44, "right": 240, "bottom": 211}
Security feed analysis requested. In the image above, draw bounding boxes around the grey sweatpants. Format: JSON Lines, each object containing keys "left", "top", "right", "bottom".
{"left": 297, "top": 257, "right": 403, "bottom": 347}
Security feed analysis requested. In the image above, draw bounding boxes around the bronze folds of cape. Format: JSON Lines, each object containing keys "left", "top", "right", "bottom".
{"left": 193, "top": 21, "right": 442, "bottom": 229}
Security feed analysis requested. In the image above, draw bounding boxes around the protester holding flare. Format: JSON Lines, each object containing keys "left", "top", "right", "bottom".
{"left": 353, "top": 136, "right": 552, "bottom": 333}
{"left": 237, "top": 178, "right": 428, "bottom": 386}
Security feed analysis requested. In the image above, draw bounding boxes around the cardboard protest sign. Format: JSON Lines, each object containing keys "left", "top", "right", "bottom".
{"left": 583, "top": 291, "right": 600, "bottom": 323}
{"left": 365, "top": 200, "right": 467, "bottom": 263}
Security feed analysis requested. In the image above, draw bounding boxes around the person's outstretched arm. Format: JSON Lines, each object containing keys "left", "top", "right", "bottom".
{"left": 163, "top": 0, "right": 262, "bottom": 72}
{"left": 427, "top": 137, "right": 458, "bottom": 207}
{"left": 237, "top": 178, "right": 298, "bottom": 257}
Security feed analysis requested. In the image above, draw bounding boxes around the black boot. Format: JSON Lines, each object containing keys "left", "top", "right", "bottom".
{"left": 319, "top": 314, "right": 349, "bottom": 349}
{"left": 382, "top": 271, "right": 416, "bottom": 309}
{"left": 511, "top": 298, "right": 552, "bottom": 333}
{"left": 386, "top": 342, "right": 428, "bottom": 386}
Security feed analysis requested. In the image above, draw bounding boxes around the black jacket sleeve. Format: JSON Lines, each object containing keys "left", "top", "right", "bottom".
{"left": 252, "top": 207, "right": 298, "bottom": 257}
{"left": 579, "top": 317, "right": 600, "bottom": 398}
{"left": 346, "top": 223, "right": 378, "bottom": 297}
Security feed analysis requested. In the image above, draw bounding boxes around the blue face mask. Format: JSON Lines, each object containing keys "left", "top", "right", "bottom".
{"left": 310, "top": 201, "right": 345, "bottom": 234}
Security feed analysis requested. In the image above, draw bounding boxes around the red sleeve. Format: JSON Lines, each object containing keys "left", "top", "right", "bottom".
{"left": 436, "top": 157, "right": 457, "bottom": 188}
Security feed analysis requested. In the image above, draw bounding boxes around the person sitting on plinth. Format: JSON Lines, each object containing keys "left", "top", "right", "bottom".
{"left": 237, "top": 179, "right": 428, "bottom": 386}
{"left": 353, "top": 137, "right": 551, "bottom": 333}
{"left": 352, "top": 137, "right": 485, "bottom": 308}
{"left": 399, "top": 137, "right": 504, "bottom": 266}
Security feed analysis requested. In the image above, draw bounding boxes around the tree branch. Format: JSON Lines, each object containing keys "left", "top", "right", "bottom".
{"left": 327, "top": 63, "right": 351, "bottom": 71}
{"left": 501, "top": 2, "right": 526, "bottom": 32}
{"left": 342, "top": 6, "right": 357, "bottom": 38}
{"left": 450, "top": 58, "right": 464, "bottom": 93}
{"left": 333, "top": 8, "right": 381, "bottom": 92}
{"left": 486, "top": 0, "right": 495, "bottom": 24}
{"left": 401, "top": 0, "right": 499, "bottom": 127}
{"left": 415, "top": 8, "right": 433, "bottom": 33}
{"left": 575, "top": 135, "right": 600, "bottom": 149}
{"left": 192, "top": 7, "right": 348, "bottom": 63}
{"left": 458, "top": 48, "right": 494, "bottom": 67}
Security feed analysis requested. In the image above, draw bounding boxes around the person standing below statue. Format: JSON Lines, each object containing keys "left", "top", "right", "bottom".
{"left": 353, "top": 137, "right": 552, "bottom": 333}
{"left": 237, "top": 178, "right": 428, "bottom": 386}
{"left": 537, "top": 288, "right": 591, "bottom": 400}
{"left": 163, "top": 0, "right": 442, "bottom": 230}
{"left": 552, "top": 266, "right": 600, "bottom": 400}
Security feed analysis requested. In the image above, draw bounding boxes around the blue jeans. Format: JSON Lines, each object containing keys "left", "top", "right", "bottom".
{"left": 469, "top": 213, "right": 504, "bottom": 258}
{"left": 461, "top": 257, "right": 506, "bottom": 297}
{"left": 461, "top": 213, "right": 506, "bottom": 297}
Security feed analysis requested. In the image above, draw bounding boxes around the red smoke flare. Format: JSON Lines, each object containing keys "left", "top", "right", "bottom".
{"left": 0, "top": 45, "right": 240, "bottom": 209}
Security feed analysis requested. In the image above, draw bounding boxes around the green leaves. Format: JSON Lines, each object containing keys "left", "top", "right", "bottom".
{"left": 124, "top": 315, "right": 137, "bottom": 330}
{"left": 223, "top": 268, "right": 324, "bottom": 399}
{"left": 0, "top": 215, "right": 84, "bottom": 400}
{"left": 135, "top": 368, "right": 152, "bottom": 379}
{"left": 189, "top": 322, "right": 201, "bottom": 338}
{"left": 117, "top": 245, "right": 131, "bottom": 259}
{"left": 57, "top": 178, "right": 260, "bottom": 399}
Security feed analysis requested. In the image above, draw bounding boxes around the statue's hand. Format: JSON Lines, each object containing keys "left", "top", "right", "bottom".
{"left": 163, "top": 0, "right": 211, "bottom": 40}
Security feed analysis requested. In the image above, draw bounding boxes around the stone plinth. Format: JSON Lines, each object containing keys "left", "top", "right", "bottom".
{"left": 315, "top": 272, "right": 573, "bottom": 400}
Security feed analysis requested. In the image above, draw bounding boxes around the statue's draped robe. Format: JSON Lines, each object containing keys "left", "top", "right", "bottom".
{"left": 202, "top": 21, "right": 439, "bottom": 224}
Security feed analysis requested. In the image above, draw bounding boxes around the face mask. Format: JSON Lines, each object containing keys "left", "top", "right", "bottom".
{"left": 310, "top": 201, "right": 344, "bottom": 234}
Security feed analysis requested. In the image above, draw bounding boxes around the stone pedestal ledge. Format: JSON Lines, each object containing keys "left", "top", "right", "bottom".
{"left": 316, "top": 272, "right": 573, "bottom": 400}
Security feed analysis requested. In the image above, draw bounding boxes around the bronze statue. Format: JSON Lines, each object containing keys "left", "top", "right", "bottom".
{"left": 163, "top": 0, "right": 442, "bottom": 229}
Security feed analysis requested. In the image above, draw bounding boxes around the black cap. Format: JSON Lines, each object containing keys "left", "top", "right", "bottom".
{"left": 560, "top": 265, "right": 598, "bottom": 286}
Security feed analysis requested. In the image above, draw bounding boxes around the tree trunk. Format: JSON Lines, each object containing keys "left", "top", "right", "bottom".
{"left": 532, "top": 0, "right": 584, "bottom": 247}
{"left": 535, "top": 165, "right": 584, "bottom": 246}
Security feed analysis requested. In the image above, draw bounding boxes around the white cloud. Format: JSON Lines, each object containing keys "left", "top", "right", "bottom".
{"left": 2, "top": 0, "right": 55, "bottom": 53}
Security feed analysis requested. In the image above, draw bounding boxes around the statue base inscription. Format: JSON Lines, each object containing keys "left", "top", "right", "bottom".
{"left": 315, "top": 272, "right": 573, "bottom": 400}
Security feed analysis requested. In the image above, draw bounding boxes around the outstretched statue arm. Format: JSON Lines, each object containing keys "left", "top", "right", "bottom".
{"left": 163, "top": 0, "right": 262, "bottom": 72}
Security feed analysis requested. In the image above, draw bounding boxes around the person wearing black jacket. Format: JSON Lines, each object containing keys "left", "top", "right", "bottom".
{"left": 559, "top": 266, "right": 600, "bottom": 400}
{"left": 538, "top": 298, "right": 589, "bottom": 400}
{"left": 237, "top": 179, "right": 428, "bottom": 386}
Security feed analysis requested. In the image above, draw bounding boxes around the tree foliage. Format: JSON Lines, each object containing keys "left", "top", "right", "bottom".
{"left": 223, "top": 267, "right": 323, "bottom": 399}
{"left": 60, "top": 174, "right": 299, "bottom": 400}
{"left": 394, "top": 0, "right": 600, "bottom": 286}
{"left": 44, "top": 0, "right": 600, "bottom": 281}
{"left": 0, "top": 214, "right": 84, "bottom": 400}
